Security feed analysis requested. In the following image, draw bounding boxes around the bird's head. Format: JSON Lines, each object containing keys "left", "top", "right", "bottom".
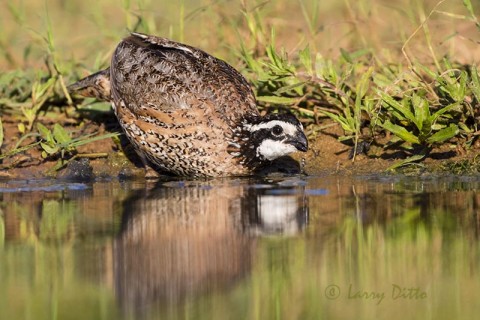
{"left": 243, "top": 113, "right": 308, "bottom": 162}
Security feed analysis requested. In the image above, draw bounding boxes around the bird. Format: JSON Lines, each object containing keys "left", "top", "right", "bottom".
{"left": 68, "top": 32, "right": 308, "bottom": 177}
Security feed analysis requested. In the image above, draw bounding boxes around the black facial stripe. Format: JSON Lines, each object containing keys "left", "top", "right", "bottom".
{"left": 250, "top": 128, "right": 285, "bottom": 145}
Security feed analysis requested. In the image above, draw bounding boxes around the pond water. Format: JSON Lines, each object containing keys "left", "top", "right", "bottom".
{"left": 1, "top": 175, "right": 479, "bottom": 320}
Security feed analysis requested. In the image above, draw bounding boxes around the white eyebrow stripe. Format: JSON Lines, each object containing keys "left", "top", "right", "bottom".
{"left": 248, "top": 121, "right": 298, "bottom": 136}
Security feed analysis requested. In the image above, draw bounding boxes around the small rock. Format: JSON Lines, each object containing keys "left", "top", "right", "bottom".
{"left": 57, "top": 158, "right": 94, "bottom": 181}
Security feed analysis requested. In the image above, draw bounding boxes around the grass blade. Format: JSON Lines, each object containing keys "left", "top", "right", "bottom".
{"left": 256, "top": 95, "right": 299, "bottom": 104}
{"left": 53, "top": 124, "right": 71, "bottom": 144}
{"left": 381, "top": 120, "right": 420, "bottom": 144}
{"left": 379, "top": 91, "right": 417, "bottom": 125}
{"left": 69, "top": 132, "right": 121, "bottom": 148}
{"left": 463, "top": 0, "right": 476, "bottom": 19}
{"left": 470, "top": 65, "right": 480, "bottom": 103}
{"left": 387, "top": 154, "right": 426, "bottom": 171}
{"left": 299, "top": 45, "right": 313, "bottom": 75}
{"left": 0, "top": 118, "right": 3, "bottom": 150}
{"left": 426, "top": 124, "right": 459, "bottom": 144}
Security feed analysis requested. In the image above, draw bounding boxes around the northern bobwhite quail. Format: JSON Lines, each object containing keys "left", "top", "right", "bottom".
{"left": 68, "top": 33, "right": 308, "bottom": 177}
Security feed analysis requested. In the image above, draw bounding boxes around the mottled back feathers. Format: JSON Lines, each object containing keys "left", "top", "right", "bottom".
{"left": 111, "top": 33, "right": 259, "bottom": 125}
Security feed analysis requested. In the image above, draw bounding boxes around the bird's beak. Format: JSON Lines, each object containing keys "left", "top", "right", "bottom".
{"left": 288, "top": 131, "right": 308, "bottom": 152}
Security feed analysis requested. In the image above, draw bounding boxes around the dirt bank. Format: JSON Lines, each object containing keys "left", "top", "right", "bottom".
{"left": 1, "top": 112, "right": 479, "bottom": 180}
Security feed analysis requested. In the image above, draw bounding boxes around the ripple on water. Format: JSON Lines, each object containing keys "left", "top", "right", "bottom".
{"left": 0, "top": 181, "right": 89, "bottom": 193}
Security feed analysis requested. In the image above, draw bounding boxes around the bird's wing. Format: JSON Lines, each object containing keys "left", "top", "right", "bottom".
{"left": 110, "top": 33, "right": 259, "bottom": 124}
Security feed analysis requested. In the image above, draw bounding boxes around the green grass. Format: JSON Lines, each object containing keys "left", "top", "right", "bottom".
{"left": 0, "top": 0, "right": 479, "bottom": 172}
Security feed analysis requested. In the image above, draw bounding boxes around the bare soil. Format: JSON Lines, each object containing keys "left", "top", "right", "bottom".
{"left": 1, "top": 112, "right": 479, "bottom": 180}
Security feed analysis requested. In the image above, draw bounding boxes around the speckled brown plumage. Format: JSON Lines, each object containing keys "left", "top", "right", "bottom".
{"left": 69, "top": 33, "right": 308, "bottom": 177}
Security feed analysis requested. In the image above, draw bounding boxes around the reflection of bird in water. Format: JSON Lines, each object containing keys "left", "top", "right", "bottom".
{"left": 114, "top": 182, "right": 251, "bottom": 314}
{"left": 241, "top": 186, "right": 308, "bottom": 235}
{"left": 114, "top": 180, "right": 308, "bottom": 316}
{"left": 69, "top": 33, "right": 308, "bottom": 177}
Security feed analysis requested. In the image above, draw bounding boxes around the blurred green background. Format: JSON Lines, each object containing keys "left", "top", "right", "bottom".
{"left": 1, "top": 0, "right": 478, "bottom": 73}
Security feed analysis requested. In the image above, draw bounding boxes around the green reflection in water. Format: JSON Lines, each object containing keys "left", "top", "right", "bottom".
{"left": 0, "top": 181, "right": 128, "bottom": 320}
{"left": 0, "top": 177, "right": 480, "bottom": 320}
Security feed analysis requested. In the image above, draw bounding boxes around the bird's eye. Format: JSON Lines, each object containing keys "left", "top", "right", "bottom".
{"left": 272, "top": 125, "right": 283, "bottom": 136}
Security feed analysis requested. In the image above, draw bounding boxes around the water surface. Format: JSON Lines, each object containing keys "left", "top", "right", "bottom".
{"left": 1, "top": 175, "right": 479, "bottom": 319}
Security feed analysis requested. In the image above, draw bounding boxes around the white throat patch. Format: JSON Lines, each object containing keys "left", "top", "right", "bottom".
{"left": 256, "top": 139, "right": 298, "bottom": 161}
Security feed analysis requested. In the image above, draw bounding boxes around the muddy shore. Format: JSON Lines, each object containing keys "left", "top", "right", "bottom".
{"left": 1, "top": 112, "right": 479, "bottom": 180}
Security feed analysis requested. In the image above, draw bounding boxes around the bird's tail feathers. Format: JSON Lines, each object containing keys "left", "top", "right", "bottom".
{"left": 68, "top": 68, "right": 111, "bottom": 101}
